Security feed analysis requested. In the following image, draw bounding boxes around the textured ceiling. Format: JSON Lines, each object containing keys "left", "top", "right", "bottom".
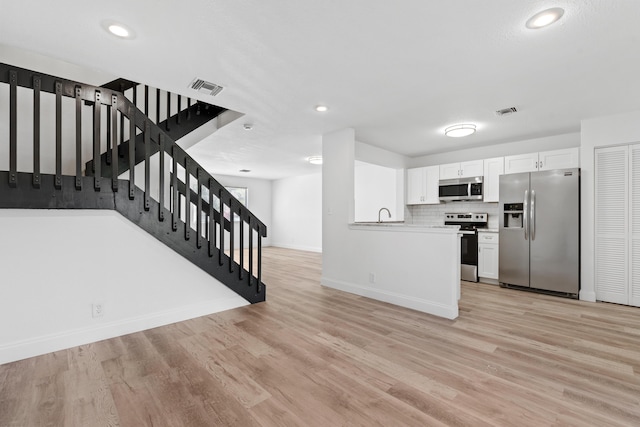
{"left": 1, "top": 0, "right": 639, "bottom": 179}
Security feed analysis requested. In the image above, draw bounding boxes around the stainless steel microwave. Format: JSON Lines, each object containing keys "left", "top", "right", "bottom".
{"left": 438, "top": 176, "right": 483, "bottom": 202}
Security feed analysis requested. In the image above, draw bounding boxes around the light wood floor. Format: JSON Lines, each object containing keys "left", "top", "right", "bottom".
{"left": 2, "top": 247, "right": 640, "bottom": 426}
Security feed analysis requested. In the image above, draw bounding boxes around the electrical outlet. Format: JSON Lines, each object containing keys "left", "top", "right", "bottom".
{"left": 369, "top": 272, "right": 376, "bottom": 283}
{"left": 92, "top": 303, "right": 104, "bottom": 318}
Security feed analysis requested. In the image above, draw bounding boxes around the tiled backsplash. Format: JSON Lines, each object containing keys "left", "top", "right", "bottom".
{"left": 405, "top": 202, "right": 499, "bottom": 229}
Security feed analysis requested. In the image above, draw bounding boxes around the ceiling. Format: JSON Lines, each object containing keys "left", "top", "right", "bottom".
{"left": 2, "top": 0, "right": 640, "bottom": 179}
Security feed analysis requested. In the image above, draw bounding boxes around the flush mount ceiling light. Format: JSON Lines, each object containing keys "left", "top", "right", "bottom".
{"left": 239, "top": 169, "right": 251, "bottom": 173}
{"left": 315, "top": 105, "right": 328, "bottom": 112}
{"left": 444, "top": 124, "right": 476, "bottom": 138}
{"left": 526, "top": 7, "right": 564, "bottom": 29}
{"left": 101, "top": 20, "right": 136, "bottom": 39}
{"left": 308, "top": 156, "right": 323, "bottom": 165}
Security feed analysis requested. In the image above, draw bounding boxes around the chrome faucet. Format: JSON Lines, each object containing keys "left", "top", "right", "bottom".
{"left": 378, "top": 207, "right": 391, "bottom": 223}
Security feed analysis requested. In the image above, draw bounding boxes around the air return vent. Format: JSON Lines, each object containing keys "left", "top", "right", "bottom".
{"left": 495, "top": 107, "right": 518, "bottom": 116}
{"left": 190, "top": 78, "right": 224, "bottom": 96}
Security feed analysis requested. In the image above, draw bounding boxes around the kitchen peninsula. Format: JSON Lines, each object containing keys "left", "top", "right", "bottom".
{"left": 323, "top": 222, "right": 462, "bottom": 319}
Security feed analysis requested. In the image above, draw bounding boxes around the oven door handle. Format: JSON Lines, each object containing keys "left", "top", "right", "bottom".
{"left": 459, "top": 230, "right": 476, "bottom": 235}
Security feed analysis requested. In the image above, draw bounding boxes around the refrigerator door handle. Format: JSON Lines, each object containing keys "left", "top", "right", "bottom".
{"left": 523, "top": 189, "right": 529, "bottom": 240}
{"left": 530, "top": 189, "right": 536, "bottom": 241}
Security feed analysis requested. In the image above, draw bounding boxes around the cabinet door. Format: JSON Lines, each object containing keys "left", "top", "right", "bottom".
{"left": 424, "top": 165, "right": 440, "bottom": 204}
{"left": 439, "top": 162, "right": 461, "bottom": 180}
{"left": 538, "top": 147, "right": 579, "bottom": 171}
{"left": 478, "top": 243, "right": 499, "bottom": 280}
{"left": 483, "top": 157, "right": 504, "bottom": 202}
{"left": 406, "top": 167, "right": 425, "bottom": 205}
{"left": 460, "top": 160, "right": 484, "bottom": 178}
{"left": 504, "top": 153, "right": 538, "bottom": 174}
{"left": 595, "top": 146, "right": 628, "bottom": 304}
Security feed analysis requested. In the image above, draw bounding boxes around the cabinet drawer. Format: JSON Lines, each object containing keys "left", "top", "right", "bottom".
{"left": 478, "top": 233, "right": 498, "bottom": 244}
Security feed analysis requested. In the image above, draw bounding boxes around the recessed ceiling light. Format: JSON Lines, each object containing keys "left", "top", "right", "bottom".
{"left": 101, "top": 20, "right": 136, "bottom": 39}
{"left": 444, "top": 124, "right": 476, "bottom": 138}
{"left": 243, "top": 123, "right": 254, "bottom": 130}
{"left": 308, "top": 156, "right": 323, "bottom": 165}
{"left": 526, "top": 8, "right": 564, "bottom": 29}
{"left": 315, "top": 105, "right": 328, "bottom": 112}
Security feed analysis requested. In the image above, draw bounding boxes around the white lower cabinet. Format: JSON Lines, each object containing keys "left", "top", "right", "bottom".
{"left": 478, "top": 231, "right": 499, "bottom": 283}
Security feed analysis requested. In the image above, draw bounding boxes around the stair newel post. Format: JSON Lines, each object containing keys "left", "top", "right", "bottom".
{"left": 54, "top": 81, "right": 62, "bottom": 189}
{"left": 239, "top": 211, "right": 244, "bottom": 280}
{"left": 248, "top": 218, "right": 253, "bottom": 283}
{"left": 93, "top": 90, "right": 101, "bottom": 191}
{"left": 171, "top": 147, "right": 178, "bottom": 231}
{"left": 230, "top": 199, "right": 235, "bottom": 273}
{"left": 184, "top": 158, "right": 190, "bottom": 241}
{"left": 144, "top": 120, "right": 150, "bottom": 211}
{"left": 219, "top": 188, "right": 224, "bottom": 266}
{"left": 32, "top": 76, "right": 41, "bottom": 189}
{"left": 257, "top": 227, "right": 262, "bottom": 293}
{"left": 128, "top": 104, "right": 135, "bottom": 199}
{"left": 8, "top": 70, "right": 17, "bottom": 188}
{"left": 208, "top": 178, "right": 215, "bottom": 257}
{"left": 187, "top": 98, "right": 192, "bottom": 120}
{"left": 75, "top": 86, "right": 82, "bottom": 190}
{"left": 196, "top": 168, "right": 202, "bottom": 248}
{"left": 111, "top": 94, "right": 118, "bottom": 191}
{"left": 158, "top": 134, "right": 165, "bottom": 222}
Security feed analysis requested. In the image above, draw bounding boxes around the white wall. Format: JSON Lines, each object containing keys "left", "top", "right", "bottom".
{"left": 0, "top": 209, "right": 248, "bottom": 364}
{"left": 271, "top": 172, "right": 322, "bottom": 252}
{"left": 580, "top": 110, "right": 640, "bottom": 302}
{"left": 354, "top": 161, "right": 404, "bottom": 222}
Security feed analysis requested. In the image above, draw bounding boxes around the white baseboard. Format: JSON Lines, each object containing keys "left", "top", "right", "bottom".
{"left": 320, "top": 276, "right": 458, "bottom": 320}
{"left": 271, "top": 243, "right": 322, "bottom": 253}
{"left": 0, "top": 297, "right": 247, "bottom": 365}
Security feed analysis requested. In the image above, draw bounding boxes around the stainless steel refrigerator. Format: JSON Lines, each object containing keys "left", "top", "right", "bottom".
{"left": 499, "top": 168, "right": 580, "bottom": 295}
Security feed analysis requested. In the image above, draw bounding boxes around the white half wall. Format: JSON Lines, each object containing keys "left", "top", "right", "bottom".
{"left": 271, "top": 172, "right": 322, "bottom": 252}
{"left": 322, "top": 130, "right": 459, "bottom": 319}
{"left": 580, "top": 110, "right": 640, "bottom": 302}
{"left": 0, "top": 209, "right": 249, "bottom": 364}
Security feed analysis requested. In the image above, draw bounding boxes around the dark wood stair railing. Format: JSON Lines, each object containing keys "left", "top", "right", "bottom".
{"left": 86, "top": 80, "right": 227, "bottom": 178}
{"left": 0, "top": 63, "right": 266, "bottom": 303}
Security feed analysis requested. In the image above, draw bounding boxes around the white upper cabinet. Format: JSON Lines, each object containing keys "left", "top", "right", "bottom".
{"left": 483, "top": 157, "right": 504, "bottom": 202}
{"left": 538, "top": 147, "right": 580, "bottom": 171}
{"left": 406, "top": 166, "right": 440, "bottom": 205}
{"left": 440, "top": 160, "right": 484, "bottom": 179}
{"left": 505, "top": 147, "right": 579, "bottom": 174}
{"left": 504, "top": 152, "right": 539, "bottom": 174}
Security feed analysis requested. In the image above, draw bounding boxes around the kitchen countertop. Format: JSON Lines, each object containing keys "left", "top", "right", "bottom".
{"left": 349, "top": 222, "right": 460, "bottom": 234}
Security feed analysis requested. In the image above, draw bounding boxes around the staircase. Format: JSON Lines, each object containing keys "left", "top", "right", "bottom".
{"left": 0, "top": 63, "right": 266, "bottom": 303}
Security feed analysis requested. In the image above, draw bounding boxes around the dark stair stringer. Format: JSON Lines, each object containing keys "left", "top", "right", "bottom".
{"left": 0, "top": 171, "right": 265, "bottom": 304}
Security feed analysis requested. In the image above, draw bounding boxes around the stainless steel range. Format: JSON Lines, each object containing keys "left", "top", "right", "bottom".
{"left": 444, "top": 213, "right": 488, "bottom": 282}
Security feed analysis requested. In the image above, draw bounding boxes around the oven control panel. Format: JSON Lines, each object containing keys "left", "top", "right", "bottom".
{"left": 444, "top": 213, "right": 488, "bottom": 223}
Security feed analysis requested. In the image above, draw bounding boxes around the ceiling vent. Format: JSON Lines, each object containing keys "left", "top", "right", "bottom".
{"left": 495, "top": 107, "right": 518, "bottom": 116}
{"left": 190, "top": 78, "right": 224, "bottom": 96}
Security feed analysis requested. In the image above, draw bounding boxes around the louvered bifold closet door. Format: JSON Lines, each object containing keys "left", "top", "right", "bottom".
{"left": 595, "top": 146, "right": 629, "bottom": 304}
{"left": 630, "top": 144, "right": 640, "bottom": 306}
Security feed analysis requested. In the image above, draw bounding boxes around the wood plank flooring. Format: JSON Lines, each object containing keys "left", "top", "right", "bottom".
{"left": 2, "top": 247, "right": 640, "bottom": 426}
